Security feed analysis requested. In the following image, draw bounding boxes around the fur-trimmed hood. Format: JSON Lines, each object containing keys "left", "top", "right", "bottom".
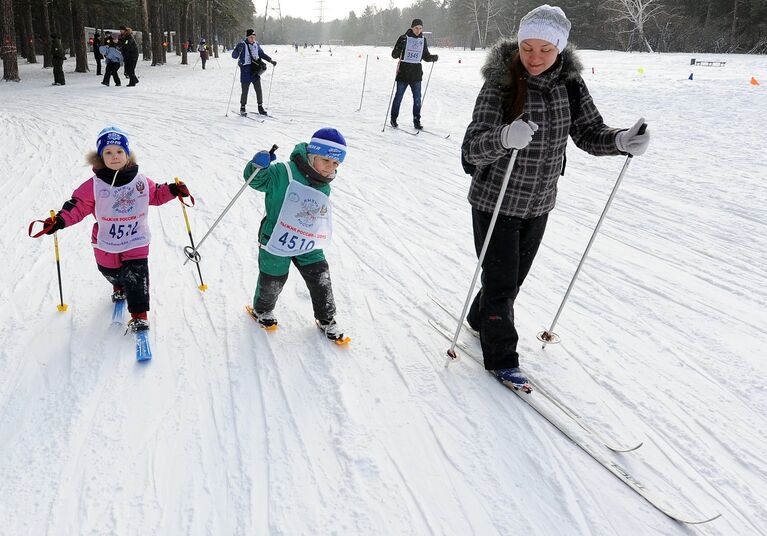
{"left": 481, "top": 40, "right": 583, "bottom": 88}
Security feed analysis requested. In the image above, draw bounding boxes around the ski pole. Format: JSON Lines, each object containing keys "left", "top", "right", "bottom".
{"left": 175, "top": 177, "right": 208, "bottom": 291}
{"left": 183, "top": 144, "right": 278, "bottom": 265}
{"left": 225, "top": 61, "right": 239, "bottom": 116}
{"left": 421, "top": 60, "right": 435, "bottom": 110}
{"left": 266, "top": 64, "right": 275, "bottom": 109}
{"left": 49, "top": 210, "right": 68, "bottom": 312}
{"left": 381, "top": 57, "right": 402, "bottom": 132}
{"left": 192, "top": 55, "right": 200, "bottom": 70}
{"left": 446, "top": 116, "right": 530, "bottom": 365}
{"left": 538, "top": 123, "right": 647, "bottom": 348}
{"left": 355, "top": 54, "right": 368, "bottom": 112}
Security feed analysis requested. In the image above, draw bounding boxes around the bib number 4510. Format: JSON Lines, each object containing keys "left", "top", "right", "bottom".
{"left": 277, "top": 232, "right": 315, "bottom": 252}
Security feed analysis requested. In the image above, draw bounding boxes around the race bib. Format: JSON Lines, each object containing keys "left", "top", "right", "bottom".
{"left": 403, "top": 36, "right": 424, "bottom": 63}
{"left": 93, "top": 174, "right": 151, "bottom": 253}
{"left": 265, "top": 163, "right": 333, "bottom": 257}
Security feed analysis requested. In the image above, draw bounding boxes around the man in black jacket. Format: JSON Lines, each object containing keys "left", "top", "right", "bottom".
{"left": 390, "top": 18, "right": 438, "bottom": 130}
{"left": 92, "top": 32, "right": 103, "bottom": 76}
{"left": 119, "top": 26, "right": 139, "bottom": 86}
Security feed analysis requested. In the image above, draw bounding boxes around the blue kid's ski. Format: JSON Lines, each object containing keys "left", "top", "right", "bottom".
{"left": 111, "top": 299, "right": 126, "bottom": 325}
{"left": 135, "top": 330, "right": 152, "bottom": 361}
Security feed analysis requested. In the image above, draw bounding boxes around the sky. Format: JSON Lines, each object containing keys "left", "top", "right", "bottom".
{"left": 255, "top": 0, "right": 414, "bottom": 22}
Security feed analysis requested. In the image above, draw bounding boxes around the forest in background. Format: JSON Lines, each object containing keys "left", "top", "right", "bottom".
{"left": 2, "top": 0, "right": 766, "bottom": 81}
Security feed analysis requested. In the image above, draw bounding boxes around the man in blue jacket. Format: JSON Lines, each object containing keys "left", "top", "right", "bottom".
{"left": 390, "top": 18, "right": 438, "bottom": 130}
{"left": 232, "top": 29, "right": 277, "bottom": 116}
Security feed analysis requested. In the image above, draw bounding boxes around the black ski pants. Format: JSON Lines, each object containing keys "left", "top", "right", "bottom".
{"left": 102, "top": 61, "right": 121, "bottom": 86}
{"left": 52, "top": 58, "right": 65, "bottom": 85}
{"left": 240, "top": 79, "right": 263, "bottom": 107}
{"left": 98, "top": 258, "right": 150, "bottom": 314}
{"left": 466, "top": 209, "right": 548, "bottom": 371}
{"left": 254, "top": 259, "right": 336, "bottom": 322}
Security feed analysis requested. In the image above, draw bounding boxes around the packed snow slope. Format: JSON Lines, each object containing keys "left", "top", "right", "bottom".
{"left": 1, "top": 45, "right": 765, "bottom": 535}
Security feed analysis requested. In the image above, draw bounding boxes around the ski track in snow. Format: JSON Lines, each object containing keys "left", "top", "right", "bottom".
{"left": 1, "top": 46, "right": 766, "bottom": 535}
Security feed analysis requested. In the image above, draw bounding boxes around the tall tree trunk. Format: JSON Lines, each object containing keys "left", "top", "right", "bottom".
{"left": 25, "top": 0, "right": 37, "bottom": 63}
{"left": 19, "top": 2, "right": 30, "bottom": 59}
{"left": 180, "top": 1, "right": 188, "bottom": 64}
{"left": 160, "top": 0, "right": 167, "bottom": 63}
{"left": 71, "top": 0, "right": 87, "bottom": 71}
{"left": 150, "top": 0, "right": 163, "bottom": 65}
{"left": 67, "top": 0, "right": 75, "bottom": 57}
{"left": 1, "top": 0, "right": 20, "bottom": 81}
{"left": 140, "top": 0, "right": 151, "bottom": 60}
{"left": 41, "top": 0, "right": 51, "bottom": 67}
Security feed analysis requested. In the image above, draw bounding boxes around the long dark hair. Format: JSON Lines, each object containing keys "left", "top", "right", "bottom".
{"left": 501, "top": 53, "right": 528, "bottom": 123}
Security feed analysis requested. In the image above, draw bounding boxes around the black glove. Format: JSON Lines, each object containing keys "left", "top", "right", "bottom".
{"left": 168, "top": 181, "right": 190, "bottom": 197}
{"left": 431, "top": 54, "right": 439, "bottom": 62}
{"left": 271, "top": 60, "right": 277, "bottom": 66}
{"left": 44, "top": 215, "right": 65, "bottom": 235}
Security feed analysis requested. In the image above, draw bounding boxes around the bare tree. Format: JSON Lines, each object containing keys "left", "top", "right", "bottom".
{"left": 604, "top": 0, "right": 665, "bottom": 52}
{"left": 1, "top": 0, "right": 20, "bottom": 81}
{"left": 463, "top": 0, "right": 503, "bottom": 49}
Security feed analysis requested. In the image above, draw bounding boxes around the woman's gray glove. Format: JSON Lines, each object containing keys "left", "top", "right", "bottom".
{"left": 615, "top": 118, "right": 650, "bottom": 156}
{"left": 500, "top": 118, "right": 539, "bottom": 150}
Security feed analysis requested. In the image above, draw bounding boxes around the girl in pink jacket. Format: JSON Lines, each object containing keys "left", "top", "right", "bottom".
{"left": 40, "top": 127, "right": 191, "bottom": 332}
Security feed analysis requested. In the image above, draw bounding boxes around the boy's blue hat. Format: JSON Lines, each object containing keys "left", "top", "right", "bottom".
{"left": 97, "top": 126, "right": 130, "bottom": 156}
{"left": 307, "top": 128, "right": 347, "bottom": 163}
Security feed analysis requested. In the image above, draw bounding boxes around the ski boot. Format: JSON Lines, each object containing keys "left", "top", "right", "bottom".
{"left": 127, "top": 318, "right": 150, "bottom": 333}
{"left": 316, "top": 318, "right": 350, "bottom": 345}
{"left": 258, "top": 105, "right": 268, "bottom": 116}
{"left": 493, "top": 367, "right": 531, "bottom": 392}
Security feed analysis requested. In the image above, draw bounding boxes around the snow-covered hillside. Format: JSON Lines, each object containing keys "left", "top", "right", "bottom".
{"left": 1, "top": 45, "right": 765, "bottom": 535}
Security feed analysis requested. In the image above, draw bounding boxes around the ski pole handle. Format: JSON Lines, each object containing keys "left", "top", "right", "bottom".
{"left": 183, "top": 145, "right": 278, "bottom": 265}
{"left": 628, "top": 123, "right": 648, "bottom": 159}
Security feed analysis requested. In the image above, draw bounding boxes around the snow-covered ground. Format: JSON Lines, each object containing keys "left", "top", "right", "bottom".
{"left": 1, "top": 44, "right": 765, "bottom": 535}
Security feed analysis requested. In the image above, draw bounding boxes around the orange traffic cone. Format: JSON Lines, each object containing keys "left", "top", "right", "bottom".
{"left": 751, "top": 77, "right": 760, "bottom": 86}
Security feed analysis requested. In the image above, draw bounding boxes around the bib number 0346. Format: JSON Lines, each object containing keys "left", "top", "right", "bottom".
{"left": 277, "top": 232, "right": 315, "bottom": 252}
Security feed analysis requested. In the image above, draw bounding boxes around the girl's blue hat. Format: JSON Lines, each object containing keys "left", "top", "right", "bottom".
{"left": 96, "top": 126, "right": 130, "bottom": 156}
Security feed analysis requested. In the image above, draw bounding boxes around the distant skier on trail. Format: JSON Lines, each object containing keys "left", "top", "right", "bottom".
{"left": 389, "top": 18, "right": 438, "bottom": 130}
{"left": 242, "top": 128, "right": 350, "bottom": 344}
{"left": 35, "top": 127, "right": 192, "bottom": 333}
{"left": 232, "top": 29, "right": 277, "bottom": 116}
{"left": 461, "top": 4, "right": 650, "bottom": 389}
{"left": 198, "top": 38, "right": 209, "bottom": 69}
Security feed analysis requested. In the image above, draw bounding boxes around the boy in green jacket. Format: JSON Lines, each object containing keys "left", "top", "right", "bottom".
{"left": 243, "top": 128, "right": 349, "bottom": 344}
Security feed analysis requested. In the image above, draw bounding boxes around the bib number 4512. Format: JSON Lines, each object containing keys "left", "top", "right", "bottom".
{"left": 277, "top": 232, "right": 315, "bottom": 252}
{"left": 109, "top": 222, "right": 139, "bottom": 240}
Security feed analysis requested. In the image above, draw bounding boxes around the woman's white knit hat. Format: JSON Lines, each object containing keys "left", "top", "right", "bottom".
{"left": 517, "top": 5, "right": 571, "bottom": 52}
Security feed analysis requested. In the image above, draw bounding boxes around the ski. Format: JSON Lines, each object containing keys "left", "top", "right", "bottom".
{"left": 385, "top": 125, "right": 419, "bottom": 136}
{"left": 135, "top": 330, "right": 152, "bottom": 361}
{"left": 245, "top": 305, "right": 277, "bottom": 331}
{"left": 428, "top": 294, "right": 643, "bottom": 453}
{"left": 418, "top": 129, "right": 451, "bottom": 139}
{"left": 427, "top": 313, "right": 720, "bottom": 525}
{"left": 111, "top": 299, "right": 126, "bottom": 325}
{"left": 429, "top": 319, "right": 720, "bottom": 525}
{"left": 231, "top": 110, "right": 265, "bottom": 123}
